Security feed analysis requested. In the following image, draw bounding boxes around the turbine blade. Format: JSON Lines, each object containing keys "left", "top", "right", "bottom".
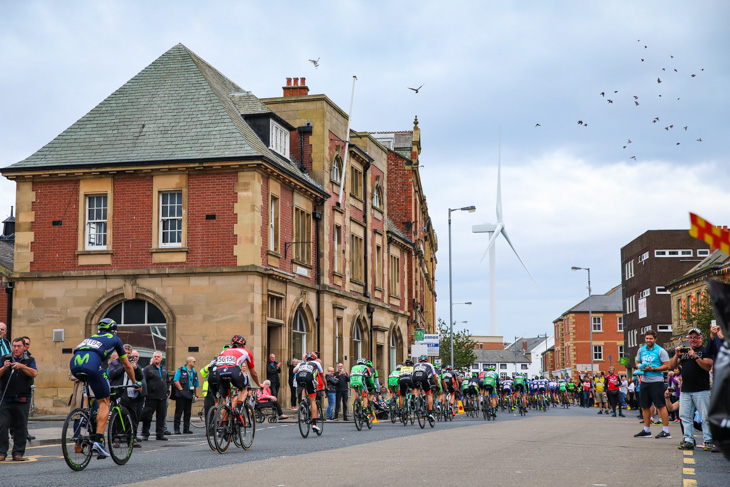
{"left": 496, "top": 136, "right": 503, "bottom": 223}
{"left": 479, "top": 223, "right": 503, "bottom": 262}
{"left": 500, "top": 227, "right": 539, "bottom": 288}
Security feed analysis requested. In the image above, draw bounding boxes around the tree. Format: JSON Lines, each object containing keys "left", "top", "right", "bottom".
{"left": 437, "top": 318, "right": 476, "bottom": 374}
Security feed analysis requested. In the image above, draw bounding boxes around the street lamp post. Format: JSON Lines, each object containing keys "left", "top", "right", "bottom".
{"left": 449, "top": 205, "right": 476, "bottom": 368}
{"left": 537, "top": 332, "right": 549, "bottom": 375}
{"left": 571, "top": 266, "right": 593, "bottom": 375}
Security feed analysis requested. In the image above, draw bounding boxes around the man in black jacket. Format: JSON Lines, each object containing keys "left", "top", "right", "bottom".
{"left": 288, "top": 358, "right": 299, "bottom": 409}
{"left": 267, "top": 354, "right": 281, "bottom": 399}
{"left": 0, "top": 337, "right": 38, "bottom": 461}
{"left": 141, "top": 351, "right": 169, "bottom": 441}
{"left": 109, "top": 346, "right": 145, "bottom": 446}
{"left": 333, "top": 362, "right": 350, "bottom": 421}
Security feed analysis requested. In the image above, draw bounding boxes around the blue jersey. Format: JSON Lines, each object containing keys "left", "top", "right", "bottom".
{"left": 74, "top": 332, "right": 126, "bottom": 362}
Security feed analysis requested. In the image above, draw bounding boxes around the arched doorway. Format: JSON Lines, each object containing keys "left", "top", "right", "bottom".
{"left": 104, "top": 299, "right": 167, "bottom": 368}
{"left": 350, "top": 317, "right": 368, "bottom": 363}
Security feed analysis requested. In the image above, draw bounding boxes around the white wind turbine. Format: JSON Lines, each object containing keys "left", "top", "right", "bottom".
{"left": 472, "top": 144, "right": 538, "bottom": 336}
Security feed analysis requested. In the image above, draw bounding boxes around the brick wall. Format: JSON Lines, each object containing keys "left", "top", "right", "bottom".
{"left": 30, "top": 179, "right": 79, "bottom": 272}
{"left": 386, "top": 151, "right": 413, "bottom": 237}
{"left": 0, "top": 283, "right": 8, "bottom": 326}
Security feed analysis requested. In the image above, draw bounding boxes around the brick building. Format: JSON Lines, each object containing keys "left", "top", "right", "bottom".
{"left": 0, "top": 44, "right": 436, "bottom": 413}
{"left": 620, "top": 230, "right": 710, "bottom": 368}
{"left": 0, "top": 208, "right": 13, "bottom": 330}
{"left": 553, "top": 286, "right": 625, "bottom": 377}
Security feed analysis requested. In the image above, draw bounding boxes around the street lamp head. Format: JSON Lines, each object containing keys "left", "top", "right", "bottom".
{"left": 570, "top": 266, "right": 582, "bottom": 271}
{"left": 463, "top": 206, "right": 476, "bottom": 213}
{"left": 464, "top": 302, "right": 472, "bottom": 305}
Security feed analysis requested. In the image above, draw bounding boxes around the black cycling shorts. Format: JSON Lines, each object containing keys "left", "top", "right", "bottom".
{"left": 398, "top": 376, "right": 413, "bottom": 396}
{"left": 444, "top": 380, "right": 456, "bottom": 394}
{"left": 297, "top": 372, "right": 317, "bottom": 397}
{"left": 514, "top": 384, "right": 525, "bottom": 393}
{"left": 412, "top": 372, "right": 432, "bottom": 393}
{"left": 217, "top": 366, "right": 249, "bottom": 394}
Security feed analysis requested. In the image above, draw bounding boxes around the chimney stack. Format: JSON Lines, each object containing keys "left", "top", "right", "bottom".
{"left": 283, "top": 77, "right": 310, "bottom": 97}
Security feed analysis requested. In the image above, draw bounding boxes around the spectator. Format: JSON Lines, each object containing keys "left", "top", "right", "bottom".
{"left": 627, "top": 376, "right": 636, "bottom": 410}
{"left": 21, "top": 337, "right": 31, "bottom": 358}
{"left": 172, "top": 357, "right": 199, "bottom": 434}
{"left": 581, "top": 374, "right": 592, "bottom": 408}
{"left": 704, "top": 323, "right": 725, "bottom": 361}
{"left": 142, "top": 351, "right": 169, "bottom": 441}
{"left": 633, "top": 330, "right": 672, "bottom": 439}
{"left": 108, "top": 345, "right": 145, "bottom": 447}
{"left": 0, "top": 322, "right": 10, "bottom": 357}
{"left": 594, "top": 371, "right": 608, "bottom": 414}
{"left": 0, "top": 337, "right": 38, "bottom": 461}
{"left": 333, "top": 362, "right": 350, "bottom": 421}
{"left": 288, "top": 358, "right": 299, "bottom": 409}
{"left": 267, "top": 354, "right": 281, "bottom": 399}
{"left": 668, "top": 327, "right": 717, "bottom": 451}
{"left": 325, "top": 367, "right": 337, "bottom": 420}
{"left": 256, "top": 380, "right": 288, "bottom": 420}
{"left": 606, "top": 366, "right": 624, "bottom": 417}
{"left": 619, "top": 375, "right": 628, "bottom": 409}
{"left": 667, "top": 370, "right": 680, "bottom": 421}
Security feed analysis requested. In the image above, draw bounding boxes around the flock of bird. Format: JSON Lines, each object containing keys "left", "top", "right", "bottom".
{"left": 533, "top": 39, "right": 706, "bottom": 161}
{"left": 309, "top": 57, "right": 424, "bottom": 94}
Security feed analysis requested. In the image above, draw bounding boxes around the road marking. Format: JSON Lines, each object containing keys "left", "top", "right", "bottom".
{"left": 683, "top": 468, "right": 695, "bottom": 475}
{"left": 682, "top": 450, "right": 693, "bottom": 455}
{"left": 683, "top": 457, "right": 695, "bottom": 465}
{"left": 683, "top": 480, "right": 697, "bottom": 487}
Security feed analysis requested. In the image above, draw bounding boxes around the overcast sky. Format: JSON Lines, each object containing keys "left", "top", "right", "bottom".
{"left": 1, "top": 1, "right": 728, "bottom": 340}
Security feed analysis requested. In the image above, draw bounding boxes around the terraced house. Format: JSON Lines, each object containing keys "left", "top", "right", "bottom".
{"left": 0, "top": 44, "right": 437, "bottom": 414}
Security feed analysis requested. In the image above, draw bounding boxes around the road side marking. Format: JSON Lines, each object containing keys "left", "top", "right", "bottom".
{"left": 683, "top": 457, "right": 695, "bottom": 465}
{"left": 682, "top": 450, "right": 693, "bottom": 456}
{"left": 683, "top": 480, "right": 697, "bottom": 487}
{"left": 683, "top": 468, "right": 695, "bottom": 475}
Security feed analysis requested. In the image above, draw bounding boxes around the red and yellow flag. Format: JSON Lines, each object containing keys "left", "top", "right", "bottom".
{"left": 689, "top": 213, "right": 730, "bottom": 254}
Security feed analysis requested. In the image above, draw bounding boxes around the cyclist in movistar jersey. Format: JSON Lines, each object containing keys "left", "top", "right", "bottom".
{"left": 70, "top": 318, "right": 137, "bottom": 459}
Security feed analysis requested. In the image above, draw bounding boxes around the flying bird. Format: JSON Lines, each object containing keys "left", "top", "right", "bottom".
{"left": 657, "top": 78, "right": 662, "bottom": 83}
{"left": 631, "top": 156, "right": 637, "bottom": 160}
{"left": 408, "top": 84, "right": 424, "bottom": 93}
{"left": 641, "top": 58, "right": 645, "bottom": 62}
{"left": 676, "top": 142, "right": 681, "bottom": 145}
{"left": 623, "top": 146, "right": 627, "bottom": 149}
{"left": 607, "top": 99, "right": 613, "bottom": 104}
{"left": 633, "top": 96, "right": 639, "bottom": 99}
{"left": 674, "top": 68, "right": 678, "bottom": 72}
{"left": 691, "top": 74, "right": 696, "bottom": 77}
{"left": 600, "top": 92, "right": 605, "bottom": 97}
{"left": 577, "top": 120, "right": 583, "bottom": 125}
{"left": 627, "top": 139, "right": 632, "bottom": 144}
{"left": 697, "top": 138, "right": 703, "bottom": 142}
{"left": 614, "top": 90, "right": 618, "bottom": 93}
{"left": 535, "top": 123, "right": 541, "bottom": 127}
{"left": 665, "top": 127, "right": 670, "bottom": 131}
{"left": 308, "top": 57, "right": 320, "bottom": 68}
{"left": 662, "top": 68, "right": 666, "bottom": 71}
{"left": 635, "top": 101, "right": 640, "bottom": 106}
{"left": 671, "top": 55, "right": 674, "bottom": 58}
{"left": 684, "top": 126, "right": 688, "bottom": 131}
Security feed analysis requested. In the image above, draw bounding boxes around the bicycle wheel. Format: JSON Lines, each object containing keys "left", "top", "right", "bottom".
{"left": 205, "top": 406, "right": 218, "bottom": 451}
{"left": 415, "top": 397, "right": 425, "bottom": 429}
{"left": 400, "top": 401, "right": 408, "bottom": 426}
{"left": 62, "top": 408, "right": 93, "bottom": 471}
{"left": 390, "top": 399, "right": 398, "bottom": 423}
{"left": 190, "top": 401, "right": 206, "bottom": 428}
{"left": 232, "top": 409, "right": 243, "bottom": 449}
{"left": 354, "top": 399, "right": 363, "bottom": 431}
{"left": 298, "top": 400, "right": 311, "bottom": 438}
{"left": 213, "top": 406, "right": 232, "bottom": 453}
{"left": 365, "top": 404, "right": 372, "bottom": 430}
{"left": 108, "top": 405, "right": 134, "bottom": 465}
{"left": 242, "top": 403, "right": 256, "bottom": 449}
{"left": 315, "top": 401, "right": 324, "bottom": 436}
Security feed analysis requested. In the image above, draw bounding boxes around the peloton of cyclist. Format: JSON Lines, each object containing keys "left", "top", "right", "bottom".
{"left": 70, "top": 318, "right": 138, "bottom": 459}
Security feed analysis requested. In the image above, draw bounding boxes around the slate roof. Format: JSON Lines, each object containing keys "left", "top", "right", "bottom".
{"left": 3, "top": 44, "right": 326, "bottom": 196}
{"left": 0, "top": 242, "right": 13, "bottom": 275}
{"left": 386, "top": 218, "right": 413, "bottom": 245}
{"left": 505, "top": 336, "right": 548, "bottom": 354}
{"left": 562, "top": 285, "right": 622, "bottom": 315}
{"left": 474, "top": 349, "right": 530, "bottom": 364}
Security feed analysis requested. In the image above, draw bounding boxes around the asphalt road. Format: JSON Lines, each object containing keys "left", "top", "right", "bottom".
{"left": 4, "top": 405, "right": 728, "bottom": 487}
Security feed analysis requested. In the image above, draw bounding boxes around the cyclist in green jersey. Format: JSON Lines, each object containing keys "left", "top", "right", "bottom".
{"left": 514, "top": 373, "right": 528, "bottom": 404}
{"left": 387, "top": 365, "right": 402, "bottom": 404}
{"left": 350, "top": 358, "right": 372, "bottom": 410}
{"left": 482, "top": 366, "right": 499, "bottom": 409}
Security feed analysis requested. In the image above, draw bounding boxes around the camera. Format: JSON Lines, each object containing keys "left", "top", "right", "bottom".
{"left": 667, "top": 386, "right": 676, "bottom": 393}
{"left": 129, "top": 356, "right": 136, "bottom": 362}
{"left": 1, "top": 354, "right": 11, "bottom": 364}
{"left": 678, "top": 347, "right": 690, "bottom": 354}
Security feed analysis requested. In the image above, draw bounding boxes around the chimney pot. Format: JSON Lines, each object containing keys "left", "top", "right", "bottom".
{"left": 286, "top": 77, "right": 292, "bottom": 86}
{"left": 293, "top": 78, "right": 299, "bottom": 86}
{"left": 301, "top": 77, "right": 306, "bottom": 85}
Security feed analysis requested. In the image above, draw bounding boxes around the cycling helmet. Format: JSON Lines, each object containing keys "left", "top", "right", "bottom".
{"left": 418, "top": 355, "right": 428, "bottom": 362}
{"left": 230, "top": 335, "right": 246, "bottom": 347}
{"left": 396, "top": 365, "right": 403, "bottom": 371}
{"left": 487, "top": 365, "right": 496, "bottom": 371}
{"left": 356, "top": 358, "right": 367, "bottom": 365}
{"left": 98, "top": 318, "right": 118, "bottom": 332}
{"left": 472, "top": 372, "right": 478, "bottom": 378}
{"left": 446, "top": 365, "right": 453, "bottom": 370}
{"left": 221, "top": 344, "right": 231, "bottom": 351}
{"left": 434, "top": 364, "right": 440, "bottom": 370}
{"left": 306, "top": 352, "right": 317, "bottom": 361}
{"left": 366, "top": 360, "right": 374, "bottom": 368}
{"left": 405, "top": 358, "right": 414, "bottom": 366}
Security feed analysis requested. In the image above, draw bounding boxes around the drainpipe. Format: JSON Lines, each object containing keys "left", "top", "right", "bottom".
{"left": 297, "top": 124, "right": 312, "bottom": 173}
{"left": 313, "top": 205, "right": 323, "bottom": 354}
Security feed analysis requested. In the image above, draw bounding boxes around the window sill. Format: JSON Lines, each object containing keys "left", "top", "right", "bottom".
{"left": 350, "top": 278, "right": 365, "bottom": 286}
{"left": 77, "top": 249, "right": 113, "bottom": 266}
{"left": 76, "top": 249, "right": 113, "bottom": 256}
{"left": 333, "top": 271, "right": 343, "bottom": 278}
{"left": 292, "top": 259, "right": 313, "bottom": 270}
{"left": 151, "top": 247, "right": 189, "bottom": 253}
{"left": 151, "top": 247, "right": 188, "bottom": 264}
{"left": 267, "top": 250, "right": 282, "bottom": 258}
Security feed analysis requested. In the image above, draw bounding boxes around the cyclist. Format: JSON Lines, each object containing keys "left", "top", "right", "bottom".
{"left": 432, "top": 364, "right": 444, "bottom": 409}
{"left": 293, "top": 352, "right": 324, "bottom": 432}
{"left": 411, "top": 355, "right": 437, "bottom": 421}
{"left": 441, "top": 365, "right": 458, "bottom": 415}
{"left": 482, "top": 366, "right": 499, "bottom": 410}
{"left": 70, "top": 318, "right": 138, "bottom": 459}
{"left": 463, "top": 372, "right": 480, "bottom": 410}
{"left": 214, "top": 335, "right": 261, "bottom": 416}
{"left": 398, "top": 359, "right": 414, "bottom": 409}
{"left": 351, "top": 358, "right": 372, "bottom": 412}
{"left": 565, "top": 376, "right": 576, "bottom": 404}
{"left": 387, "top": 365, "right": 402, "bottom": 404}
{"left": 501, "top": 376, "right": 513, "bottom": 410}
{"left": 514, "top": 373, "right": 528, "bottom": 406}
{"left": 365, "top": 360, "right": 380, "bottom": 404}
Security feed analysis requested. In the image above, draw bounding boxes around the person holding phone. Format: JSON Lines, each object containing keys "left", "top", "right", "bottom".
{"left": 668, "top": 328, "right": 716, "bottom": 451}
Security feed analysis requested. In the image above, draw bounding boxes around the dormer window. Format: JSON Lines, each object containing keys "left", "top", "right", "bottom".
{"left": 270, "top": 120, "right": 290, "bottom": 159}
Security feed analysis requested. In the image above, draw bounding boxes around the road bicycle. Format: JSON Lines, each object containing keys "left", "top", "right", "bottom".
{"left": 353, "top": 389, "right": 372, "bottom": 431}
{"left": 388, "top": 397, "right": 400, "bottom": 423}
{"left": 212, "top": 378, "right": 255, "bottom": 453}
{"left": 189, "top": 398, "right": 206, "bottom": 428}
{"left": 400, "top": 391, "right": 416, "bottom": 426}
{"left": 298, "top": 391, "right": 324, "bottom": 438}
{"left": 62, "top": 382, "right": 134, "bottom": 471}
{"left": 414, "top": 391, "right": 435, "bottom": 429}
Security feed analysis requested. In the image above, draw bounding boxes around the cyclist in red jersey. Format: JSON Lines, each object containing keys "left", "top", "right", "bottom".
{"left": 214, "top": 335, "right": 261, "bottom": 412}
